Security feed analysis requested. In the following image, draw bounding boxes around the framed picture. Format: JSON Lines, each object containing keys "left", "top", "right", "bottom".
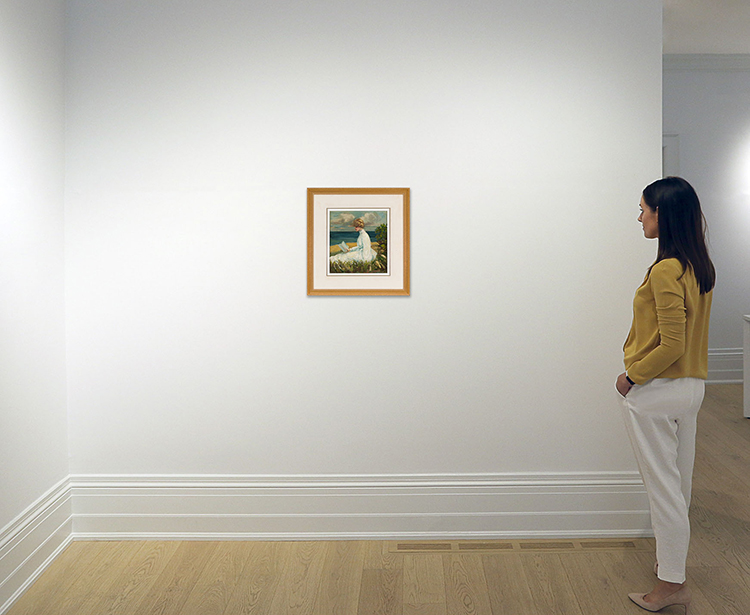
{"left": 307, "top": 187, "right": 410, "bottom": 296}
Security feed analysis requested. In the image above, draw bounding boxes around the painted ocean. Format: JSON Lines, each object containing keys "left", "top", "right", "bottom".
{"left": 329, "top": 230, "right": 377, "bottom": 246}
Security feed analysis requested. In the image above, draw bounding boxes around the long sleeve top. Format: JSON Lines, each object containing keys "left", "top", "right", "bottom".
{"left": 623, "top": 258, "right": 712, "bottom": 384}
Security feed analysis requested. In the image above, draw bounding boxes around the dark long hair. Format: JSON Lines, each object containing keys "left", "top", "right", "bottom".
{"left": 642, "top": 176, "right": 715, "bottom": 294}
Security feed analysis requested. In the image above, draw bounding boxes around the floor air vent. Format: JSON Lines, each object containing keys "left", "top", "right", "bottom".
{"left": 391, "top": 538, "right": 652, "bottom": 554}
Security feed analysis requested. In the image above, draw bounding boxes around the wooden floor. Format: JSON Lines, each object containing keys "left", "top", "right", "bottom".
{"left": 7, "top": 384, "right": 749, "bottom": 615}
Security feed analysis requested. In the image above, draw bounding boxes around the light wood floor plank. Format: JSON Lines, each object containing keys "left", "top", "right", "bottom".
{"left": 47, "top": 541, "right": 146, "bottom": 615}
{"left": 558, "top": 552, "right": 632, "bottom": 614}
{"left": 687, "top": 504, "right": 727, "bottom": 569}
{"left": 267, "top": 541, "right": 327, "bottom": 615}
{"left": 682, "top": 567, "right": 722, "bottom": 615}
{"left": 482, "top": 552, "right": 535, "bottom": 614}
{"left": 592, "top": 551, "right": 657, "bottom": 608}
{"left": 403, "top": 553, "right": 445, "bottom": 612}
{"left": 402, "top": 605, "right": 447, "bottom": 615}
{"left": 693, "top": 441, "right": 749, "bottom": 498}
{"left": 135, "top": 540, "right": 219, "bottom": 615}
{"left": 696, "top": 412, "right": 750, "bottom": 483}
{"left": 690, "top": 491, "right": 750, "bottom": 578}
{"left": 178, "top": 540, "right": 253, "bottom": 615}
{"left": 519, "top": 553, "right": 583, "bottom": 615}
{"left": 80, "top": 541, "right": 180, "bottom": 615}
{"left": 364, "top": 541, "right": 402, "bottom": 571}
{"left": 314, "top": 541, "right": 365, "bottom": 615}
{"left": 442, "top": 554, "right": 492, "bottom": 615}
{"left": 223, "top": 541, "right": 284, "bottom": 615}
{"left": 689, "top": 565, "right": 750, "bottom": 615}
{"left": 357, "top": 568, "right": 403, "bottom": 615}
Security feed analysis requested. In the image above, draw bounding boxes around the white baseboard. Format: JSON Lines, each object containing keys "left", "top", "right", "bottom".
{"left": 69, "top": 473, "right": 651, "bottom": 541}
{"left": 663, "top": 54, "right": 750, "bottom": 71}
{"left": 708, "top": 348, "right": 743, "bottom": 384}
{"left": 0, "top": 478, "right": 73, "bottom": 615}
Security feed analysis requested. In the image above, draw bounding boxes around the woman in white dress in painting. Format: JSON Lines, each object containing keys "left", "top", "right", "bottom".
{"left": 330, "top": 218, "right": 377, "bottom": 264}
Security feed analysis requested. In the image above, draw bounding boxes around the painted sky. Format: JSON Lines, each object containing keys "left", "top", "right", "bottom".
{"left": 329, "top": 209, "right": 388, "bottom": 231}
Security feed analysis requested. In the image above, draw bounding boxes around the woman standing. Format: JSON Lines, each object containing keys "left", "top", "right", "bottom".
{"left": 616, "top": 177, "right": 715, "bottom": 614}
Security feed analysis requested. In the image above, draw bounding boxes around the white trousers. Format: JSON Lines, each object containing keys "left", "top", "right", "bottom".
{"left": 621, "top": 377, "right": 705, "bottom": 584}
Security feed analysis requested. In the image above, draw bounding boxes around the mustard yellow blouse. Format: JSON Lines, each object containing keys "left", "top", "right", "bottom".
{"left": 623, "top": 258, "right": 712, "bottom": 384}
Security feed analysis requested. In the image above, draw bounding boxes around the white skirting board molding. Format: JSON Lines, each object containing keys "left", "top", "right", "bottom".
{"left": 0, "top": 478, "right": 73, "bottom": 615}
{"left": 707, "top": 348, "right": 743, "bottom": 384}
{"left": 69, "top": 473, "right": 652, "bottom": 541}
{"left": 663, "top": 54, "right": 750, "bottom": 71}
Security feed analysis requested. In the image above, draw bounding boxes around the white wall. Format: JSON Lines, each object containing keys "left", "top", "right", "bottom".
{"left": 0, "top": 0, "right": 70, "bottom": 608}
{"left": 0, "top": 0, "right": 68, "bottom": 532}
{"left": 63, "top": 0, "right": 661, "bottom": 533}
{"left": 664, "top": 56, "right": 750, "bottom": 381}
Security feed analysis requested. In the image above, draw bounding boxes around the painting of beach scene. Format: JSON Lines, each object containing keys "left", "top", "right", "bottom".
{"left": 328, "top": 209, "right": 389, "bottom": 275}
{"left": 307, "top": 187, "right": 409, "bottom": 296}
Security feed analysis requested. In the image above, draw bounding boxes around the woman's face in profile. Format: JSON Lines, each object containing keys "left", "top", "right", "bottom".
{"left": 638, "top": 196, "right": 659, "bottom": 239}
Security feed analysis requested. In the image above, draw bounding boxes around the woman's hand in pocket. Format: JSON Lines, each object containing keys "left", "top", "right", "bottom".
{"left": 616, "top": 372, "right": 633, "bottom": 397}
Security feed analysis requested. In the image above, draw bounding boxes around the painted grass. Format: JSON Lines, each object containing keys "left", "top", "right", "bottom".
{"left": 329, "top": 243, "right": 387, "bottom": 274}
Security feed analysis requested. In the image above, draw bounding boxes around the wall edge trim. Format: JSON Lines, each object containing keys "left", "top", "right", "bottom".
{"left": 664, "top": 53, "right": 750, "bottom": 71}
{"left": 707, "top": 347, "right": 743, "bottom": 383}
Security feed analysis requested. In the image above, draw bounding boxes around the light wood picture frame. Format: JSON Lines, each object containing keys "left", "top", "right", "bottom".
{"left": 307, "top": 187, "right": 410, "bottom": 296}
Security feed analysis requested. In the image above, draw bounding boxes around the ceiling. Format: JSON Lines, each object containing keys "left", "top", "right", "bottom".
{"left": 664, "top": 0, "right": 750, "bottom": 54}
